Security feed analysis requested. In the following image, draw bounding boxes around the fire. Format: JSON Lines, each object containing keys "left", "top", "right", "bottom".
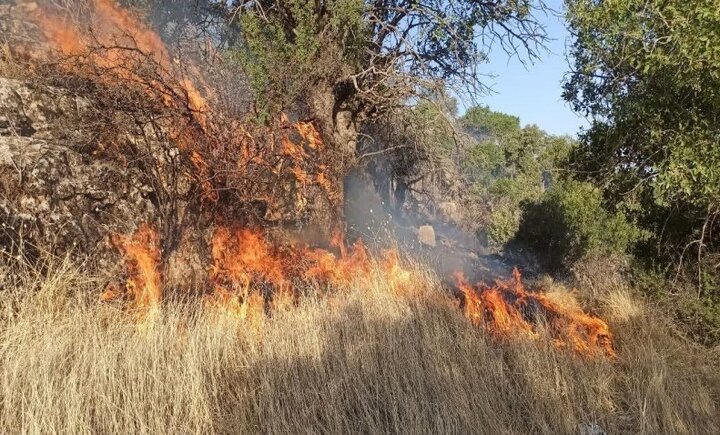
{"left": 109, "top": 224, "right": 163, "bottom": 311}
{"left": 189, "top": 150, "right": 218, "bottom": 203}
{"left": 454, "top": 269, "right": 615, "bottom": 358}
{"left": 31, "top": 0, "right": 614, "bottom": 360}
{"left": 106, "top": 224, "right": 615, "bottom": 358}
{"left": 204, "top": 285, "right": 265, "bottom": 327}
{"left": 303, "top": 240, "right": 372, "bottom": 287}
{"left": 25, "top": 1, "right": 342, "bottom": 233}
{"left": 295, "top": 121, "right": 323, "bottom": 150}
{"left": 210, "top": 226, "right": 288, "bottom": 293}
{"left": 32, "top": 0, "right": 208, "bottom": 125}
{"left": 206, "top": 226, "right": 294, "bottom": 324}
{"left": 207, "top": 226, "right": 378, "bottom": 312}
{"left": 382, "top": 249, "right": 413, "bottom": 294}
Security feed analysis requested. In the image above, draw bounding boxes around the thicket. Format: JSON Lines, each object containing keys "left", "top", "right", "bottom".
{"left": 561, "top": 0, "right": 720, "bottom": 342}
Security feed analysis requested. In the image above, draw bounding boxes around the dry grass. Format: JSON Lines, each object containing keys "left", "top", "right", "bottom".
{"left": 0, "top": 256, "right": 718, "bottom": 434}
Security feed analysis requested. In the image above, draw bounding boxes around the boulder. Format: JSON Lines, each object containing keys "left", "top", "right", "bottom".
{"left": 417, "top": 225, "right": 436, "bottom": 247}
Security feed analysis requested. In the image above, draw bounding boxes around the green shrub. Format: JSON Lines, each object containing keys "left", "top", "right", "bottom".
{"left": 631, "top": 260, "right": 720, "bottom": 346}
{"left": 517, "top": 180, "right": 644, "bottom": 271}
{"left": 487, "top": 201, "right": 521, "bottom": 247}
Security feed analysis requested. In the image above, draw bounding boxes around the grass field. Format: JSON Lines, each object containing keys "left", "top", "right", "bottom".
{"left": 1, "top": 256, "right": 718, "bottom": 434}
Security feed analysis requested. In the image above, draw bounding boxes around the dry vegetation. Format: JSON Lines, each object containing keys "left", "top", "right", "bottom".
{"left": 1, "top": 255, "right": 718, "bottom": 434}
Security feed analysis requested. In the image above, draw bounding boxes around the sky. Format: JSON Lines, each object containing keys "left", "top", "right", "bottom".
{"left": 460, "top": 1, "right": 588, "bottom": 137}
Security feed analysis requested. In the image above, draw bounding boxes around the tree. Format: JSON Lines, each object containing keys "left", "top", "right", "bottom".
{"left": 517, "top": 180, "right": 642, "bottom": 271}
{"left": 229, "top": 0, "right": 549, "bottom": 165}
{"left": 462, "top": 105, "right": 520, "bottom": 140}
{"left": 563, "top": 0, "right": 720, "bottom": 290}
{"left": 454, "top": 105, "right": 572, "bottom": 246}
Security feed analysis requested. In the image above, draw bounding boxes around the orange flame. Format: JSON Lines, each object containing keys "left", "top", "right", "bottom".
{"left": 207, "top": 226, "right": 380, "bottom": 314}
{"left": 106, "top": 224, "right": 614, "bottom": 359}
{"left": 454, "top": 269, "right": 615, "bottom": 358}
{"left": 303, "top": 240, "right": 372, "bottom": 287}
{"left": 295, "top": 121, "right": 323, "bottom": 150}
{"left": 33, "top": 0, "right": 207, "bottom": 126}
{"left": 210, "top": 226, "right": 287, "bottom": 293}
{"left": 110, "top": 224, "right": 163, "bottom": 311}
{"left": 381, "top": 250, "right": 413, "bottom": 294}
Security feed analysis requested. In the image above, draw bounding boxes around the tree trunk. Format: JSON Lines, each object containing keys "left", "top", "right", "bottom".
{"left": 310, "top": 84, "right": 358, "bottom": 160}
{"left": 309, "top": 84, "right": 360, "bottom": 236}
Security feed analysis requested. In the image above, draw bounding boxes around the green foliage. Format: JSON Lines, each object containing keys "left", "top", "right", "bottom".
{"left": 517, "top": 181, "right": 644, "bottom": 271}
{"left": 486, "top": 200, "right": 522, "bottom": 247}
{"left": 458, "top": 107, "right": 573, "bottom": 247}
{"left": 631, "top": 263, "right": 720, "bottom": 345}
{"left": 564, "top": 0, "right": 720, "bottom": 339}
{"left": 236, "top": 0, "right": 366, "bottom": 118}
{"left": 564, "top": 0, "right": 720, "bottom": 264}
{"left": 462, "top": 105, "right": 520, "bottom": 138}
{"left": 413, "top": 98, "right": 458, "bottom": 156}
{"left": 229, "top": 0, "right": 547, "bottom": 125}
{"left": 676, "top": 296, "right": 720, "bottom": 346}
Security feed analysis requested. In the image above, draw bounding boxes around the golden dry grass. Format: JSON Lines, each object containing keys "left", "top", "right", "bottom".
{"left": 0, "top": 256, "right": 718, "bottom": 434}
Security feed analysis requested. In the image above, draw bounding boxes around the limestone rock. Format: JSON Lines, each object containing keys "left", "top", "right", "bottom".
{"left": 417, "top": 225, "right": 436, "bottom": 247}
{"left": 0, "top": 78, "right": 158, "bottom": 274}
{"left": 0, "top": 135, "right": 156, "bottom": 268}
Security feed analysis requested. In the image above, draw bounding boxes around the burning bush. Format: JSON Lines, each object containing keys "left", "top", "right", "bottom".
{"left": 2, "top": 0, "right": 346, "bottom": 282}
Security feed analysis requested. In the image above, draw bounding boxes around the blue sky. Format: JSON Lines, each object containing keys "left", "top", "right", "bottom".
{"left": 460, "top": 1, "right": 588, "bottom": 137}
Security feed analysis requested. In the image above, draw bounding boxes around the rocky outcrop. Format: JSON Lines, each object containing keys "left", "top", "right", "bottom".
{"left": 0, "top": 77, "right": 158, "bottom": 273}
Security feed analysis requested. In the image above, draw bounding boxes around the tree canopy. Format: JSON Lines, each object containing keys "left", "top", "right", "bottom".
{"left": 564, "top": 0, "right": 720, "bottom": 288}
{"left": 231, "top": 0, "right": 549, "bottom": 129}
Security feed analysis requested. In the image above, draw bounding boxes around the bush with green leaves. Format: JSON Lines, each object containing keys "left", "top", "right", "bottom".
{"left": 457, "top": 107, "right": 573, "bottom": 247}
{"left": 517, "top": 181, "right": 644, "bottom": 271}
{"left": 486, "top": 200, "right": 522, "bottom": 247}
{"left": 564, "top": 0, "right": 720, "bottom": 289}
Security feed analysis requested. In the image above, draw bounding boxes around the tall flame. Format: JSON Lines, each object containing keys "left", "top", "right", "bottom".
{"left": 109, "top": 224, "right": 163, "bottom": 311}
{"left": 33, "top": 0, "right": 207, "bottom": 124}
{"left": 210, "top": 226, "right": 288, "bottom": 292}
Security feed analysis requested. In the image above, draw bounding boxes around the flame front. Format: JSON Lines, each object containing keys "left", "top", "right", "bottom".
{"left": 454, "top": 269, "right": 615, "bottom": 358}
{"left": 106, "top": 224, "right": 615, "bottom": 358}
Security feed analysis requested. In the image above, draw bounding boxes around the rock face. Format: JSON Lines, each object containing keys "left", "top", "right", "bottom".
{"left": 0, "top": 77, "right": 158, "bottom": 272}
{"left": 0, "top": 77, "right": 79, "bottom": 139}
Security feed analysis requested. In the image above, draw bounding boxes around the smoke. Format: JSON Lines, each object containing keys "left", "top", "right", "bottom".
{"left": 344, "top": 155, "right": 513, "bottom": 287}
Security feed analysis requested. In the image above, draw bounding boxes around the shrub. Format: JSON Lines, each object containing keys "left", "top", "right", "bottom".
{"left": 517, "top": 180, "right": 644, "bottom": 271}
{"left": 486, "top": 200, "right": 522, "bottom": 248}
